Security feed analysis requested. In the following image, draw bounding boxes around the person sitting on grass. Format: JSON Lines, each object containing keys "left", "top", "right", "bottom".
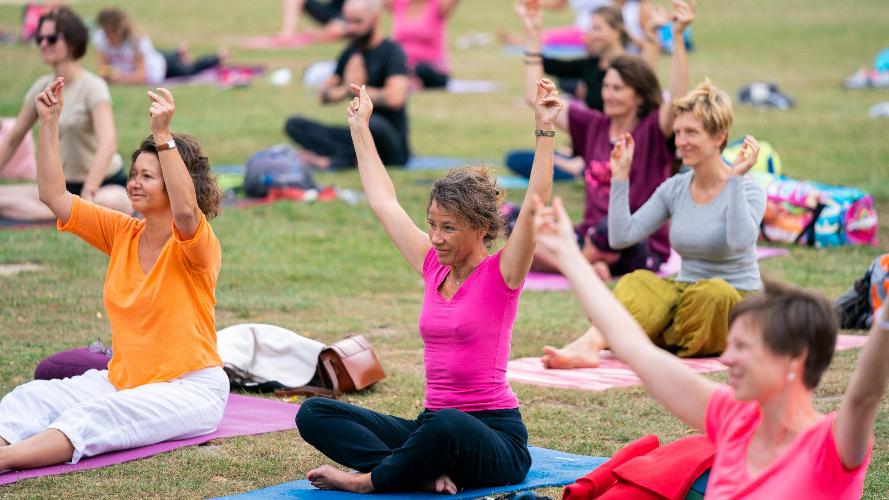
{"left": 542, "top": 80, "right": 766, "bottom": 369}
{"left": 93, "top": 8, "right": 227, "bottom": 86}
{"left": 0, "top": 7, "right": 130, "bottom": 221}
{"left": 284, "top": 0, "right": 410, "bottom": 170}
{"left": 532, "top": 195, "right": 885, "bottom": 499}
{"left": 295, "top": 78, "right": 563, "bottom": 493}
{"left": 279, "top": 0, "right": 347, "bottom": 40}
{"left": 0, "top": 80, "right": 228, "bottom": 471}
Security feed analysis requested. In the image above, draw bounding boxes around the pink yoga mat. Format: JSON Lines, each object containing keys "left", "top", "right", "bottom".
{"left": 0, "top": 394, "right": 298, "bottom": 486}
{"left": 507, "top": 335, "right": 869, "bottom": 392}
{"left": 523, "top": 247, "right": 792, "bottom": 292}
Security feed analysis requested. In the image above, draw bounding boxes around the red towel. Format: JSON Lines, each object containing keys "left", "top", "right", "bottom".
{"left": 607, "top": 435, "right": 715, "bottom": 500}
{"left": 562, "top": 434, "right": 660, "bottom": 499}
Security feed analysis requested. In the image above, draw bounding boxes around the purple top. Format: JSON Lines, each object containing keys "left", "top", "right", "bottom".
{"left": 569, "top": 102, "right": 673, "bottom": 262}
{"left": 418, "top": 247, "right": 521, "bottom": 412}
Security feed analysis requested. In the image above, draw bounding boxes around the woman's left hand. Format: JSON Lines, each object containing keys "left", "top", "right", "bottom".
{"left": 729, "top": 134, "right": 760, "bottom": 177}
{"left": 671, "top": 0, "right": 695, "bottom": 34}
{"left": 147, "top": 88, "right": 175, "bottom": 138}
{"left": 534, "top": 78, "right": 563, "bottom": 127}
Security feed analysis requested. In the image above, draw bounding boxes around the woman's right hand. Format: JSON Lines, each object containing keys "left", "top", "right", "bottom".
{"left": 515, "top": 0, "right": 543, "bottom": 37}
{"left": 35, "top": 77, "right": 64, "bottom": 124}
{"left": 347, "top": 83, "right": 373, "bottom": 127}
{"left": 609, "top": 133, "right": 635, "bottom": 181}
{"left": 671, "top": 0, "right": 695, "bottom": 34}
{"left": 532, "top": 195, "right": 579, "bottom": 259}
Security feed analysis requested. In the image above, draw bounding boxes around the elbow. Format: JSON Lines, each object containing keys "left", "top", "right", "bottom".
{"left": 172, "top": 207, "right": 199, "bottom": 227}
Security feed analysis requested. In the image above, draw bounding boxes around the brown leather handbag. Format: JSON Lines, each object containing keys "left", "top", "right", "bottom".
{"left": 276, "top": 335, "right": 385, "bottom": 399}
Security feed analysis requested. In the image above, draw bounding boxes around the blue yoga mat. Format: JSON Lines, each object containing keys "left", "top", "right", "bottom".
{"left": 405, "top": 156, "right": 492, "bottom": 171}
{"left": 218, "top": 446, "right": 606, "bottom": 499}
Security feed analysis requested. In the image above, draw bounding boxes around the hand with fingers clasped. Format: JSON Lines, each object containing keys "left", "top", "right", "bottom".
{"left": 35, "top": 77, "right": 65, "bottom": 124}
{"left": 671, "top": 0, "right": 695, "bottom": 34}
{"left": 147, "top": 87, "right": 176, "bottom": 140}
{"left": 534, "top": 78, "right": 563, "bottom": 128}
{"left": 609, "top": 133, "right": 635, "bottom": 182}
{"left": 728, "top": 135, "right": 760, "bottom": 177}
{"left": 347, "top": 84, "right": 374, "bottom": 128}
{"left": 515, "top": 0, "right": 543, "bottom": 37}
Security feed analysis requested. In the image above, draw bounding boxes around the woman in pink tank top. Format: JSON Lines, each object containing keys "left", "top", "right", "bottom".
{"left": 388, "top": 0, "right": 460, "bottom": 89}
{"left": 532, "top": 194, "right": 889, "bottom": 499}
{"left": 296, "top": 80, "right": 563, "bottom": 493}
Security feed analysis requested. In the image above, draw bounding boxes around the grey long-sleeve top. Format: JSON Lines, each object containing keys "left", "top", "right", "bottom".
{"left": 608, "top": 171, "right": 767, "bottom": 291}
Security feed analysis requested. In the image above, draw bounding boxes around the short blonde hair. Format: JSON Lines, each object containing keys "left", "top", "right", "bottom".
{"left": 672, "top": 79, "right": 733, "bottom": 146}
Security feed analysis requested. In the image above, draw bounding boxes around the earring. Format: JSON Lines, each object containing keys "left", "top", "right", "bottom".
{"left": 787, "top": 372, "right": 796, "bottom": 382}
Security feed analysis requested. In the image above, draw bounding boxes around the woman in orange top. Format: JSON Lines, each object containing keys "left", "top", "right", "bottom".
{"left": 0, "top": 78, "right": 227, "bottom": 469}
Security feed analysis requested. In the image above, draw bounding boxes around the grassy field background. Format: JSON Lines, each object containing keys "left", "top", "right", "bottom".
{"left": 1, "top": 0, "right": 888, "bottom": 497}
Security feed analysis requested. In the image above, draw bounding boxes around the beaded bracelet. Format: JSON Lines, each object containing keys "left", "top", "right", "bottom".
{"left": 535, "top": 129, "right": 555, "bottom": 137}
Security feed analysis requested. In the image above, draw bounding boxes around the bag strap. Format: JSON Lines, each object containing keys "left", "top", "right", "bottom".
{"left": 321, "top": 355, "right": 342, "bottom": 396}
{"left": 795, "top": 202, "right": 826, "bottom": 246}
{"left": 274, "top": 385, "right": 338, "bottom": 399}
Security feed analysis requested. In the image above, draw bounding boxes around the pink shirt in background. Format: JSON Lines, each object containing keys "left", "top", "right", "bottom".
{"left": 705, "top": 385, "right": 870, "bottom": 499}
{"left": 391, "top": 0, "right": 449, "bottom": 73}
{"left": 418, "top": 248, "right": 521, "bottom": 412}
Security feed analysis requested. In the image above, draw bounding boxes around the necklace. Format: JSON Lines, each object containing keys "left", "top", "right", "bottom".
{"left": 452, "top": 259, "right": 483, "bottom": 286}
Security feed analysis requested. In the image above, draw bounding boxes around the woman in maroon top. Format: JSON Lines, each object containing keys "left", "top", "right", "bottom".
{"left": 531, "top": 0, "right": 694, "bottom": 275}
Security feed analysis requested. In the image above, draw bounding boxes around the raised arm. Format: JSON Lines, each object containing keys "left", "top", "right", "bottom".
{"left": 500, "top": 79, "right": 562, "bottom": 288}
{"left": 534, "top": 195, "right": 718, "bottom": 431}
{"left": 725, "top": 136, "right": 766, "bottom": 250}
{"left": 34, "top": 78, "right": 75, "bottom": 222}
{"left": 607, "top": 134, "right": 670, "bottom": 248}
{"left": 835, "top": 304, "right": 889, "bottom": 468}
{"left": 658, "top": 0, "right": 694, "bottom": 136}
{"left": 147, "top": 88, "right": 202, "bottom": 238}
{"left": 347, "top": 84, "right": 430, "bottom": 273}
{"left": 0, "top": 101, "right": 38, "bottom": 175}
{"left": 517, "top": 0, "right": 569, "bottom": 131}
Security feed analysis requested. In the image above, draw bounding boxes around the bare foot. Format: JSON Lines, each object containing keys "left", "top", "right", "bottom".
{"left": 421, "top": 474, "right": 458, "bottom": 494}
{"left": 307, "top": 465, "right": 374, "bottom": 493}
{"left": 299, "top": 150, "right": 332, "bottom": 170}
{"left": 541, "top": 326, "right": 608, "bottom": 369}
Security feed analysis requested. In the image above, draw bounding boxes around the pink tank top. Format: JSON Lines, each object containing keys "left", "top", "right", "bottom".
{"left": 391, "top": 0, "right": 449, "bottom": 72}
{"left": 418, "top": 247, "right": 521, "bottom": 411}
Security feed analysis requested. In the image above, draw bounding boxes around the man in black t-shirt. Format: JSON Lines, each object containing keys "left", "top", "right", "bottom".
{"left": 284, "top": 0, "right": 410, "bottom": 169}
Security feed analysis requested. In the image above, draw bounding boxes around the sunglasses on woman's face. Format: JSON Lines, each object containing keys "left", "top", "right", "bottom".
{"left": 35, "top": 33, "right": 60, "bottom": 45}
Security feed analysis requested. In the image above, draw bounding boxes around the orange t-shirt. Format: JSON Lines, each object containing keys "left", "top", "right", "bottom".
{"left": 58, "top": 196, "right": 223, "bottom": 389}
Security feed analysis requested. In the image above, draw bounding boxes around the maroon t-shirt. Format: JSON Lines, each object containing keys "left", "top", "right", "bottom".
{"left": 569, "top": 102, "right": 672, "bottom": 262}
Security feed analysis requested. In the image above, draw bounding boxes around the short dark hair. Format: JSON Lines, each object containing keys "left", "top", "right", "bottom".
{"left": 130, "top": 134, "right": 222, "bottom": 220}
{"left": 729, "top": 281, "right": 838, "bottom": 389}
{"left": 608, "top": 55, "right": 663, "bottom": 120}
{"left": 428, "top": 166, "right": 505, "bottom": 248}
{"left": 37, "top": 7, "right": 89, "bottom": 60}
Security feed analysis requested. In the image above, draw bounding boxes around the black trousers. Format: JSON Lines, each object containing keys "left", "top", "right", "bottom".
{"left": 162, "top": 52, "right": 221, "bottom": 79}
{"left": 284, "top": 114, "right": 408, "bottom": 169}
{"left": 414, "top": 62, "right": 449, "bottom": 89}
{"left": 296, "top": 398, "right": 531, "bottom": 491}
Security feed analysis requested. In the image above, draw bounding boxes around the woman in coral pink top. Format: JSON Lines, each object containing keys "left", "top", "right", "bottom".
{"left": 388, "top": 0, "right": 460, "bottom": 88}
{"left": 532, "top": 195, "right": 888, "bottom": 499}
{"left": 296, "top": 80, "right": 562, "bottom": 494}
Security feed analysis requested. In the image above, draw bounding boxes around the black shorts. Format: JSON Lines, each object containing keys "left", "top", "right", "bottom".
{"left": 305, "top": 0, "right": 345, "bottom": 24}
{"left": 66, "top": 168, "right": 128, "bottom": 196}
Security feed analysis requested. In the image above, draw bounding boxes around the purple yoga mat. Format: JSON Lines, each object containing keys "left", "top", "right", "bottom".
{"left": 0, "top": 394, "right": 298, "bottom": 486}
{"left": 523, "top": 247, "right": 791, "bottom": 292}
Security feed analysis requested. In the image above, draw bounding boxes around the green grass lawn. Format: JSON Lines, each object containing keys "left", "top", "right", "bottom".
{"left": 1, "top": 0, "right": 889, "bottom": 497}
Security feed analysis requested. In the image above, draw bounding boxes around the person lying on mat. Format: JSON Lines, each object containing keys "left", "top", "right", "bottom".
{"left": 284, "top": 0, "right": 410, "bottom": 170}
{"left": 0, "top": 7, "right": 130, "bottom": 221}
{"left": 532, "top": 197, "right": 885, "bottom": 499}
{"left": 279, "top": 0, "right": 347, "bottom": 40}
{"left": 296, "top": 79, "right": 563, "bottom": 493}
{"left": 94, "top": 8, "right": 227, "bottom": 86}
{"left": 525, "top": 0, "right": 695, "bottom": 278}
{"left": 541, "top": 80, "right": 766, "bottom": 369}
{"left": 0, "top": 80, "right": 228, "bottom": 470}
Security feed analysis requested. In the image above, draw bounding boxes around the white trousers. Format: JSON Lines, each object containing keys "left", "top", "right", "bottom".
{"left": 0, "top": 366, "right": 229, "bottom": 463}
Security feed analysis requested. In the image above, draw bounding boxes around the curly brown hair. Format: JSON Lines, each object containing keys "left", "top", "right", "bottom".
{"left": 130, "top": 134, "right": 222, "bottom": 220}
{"left": 428, "top": 166, "right": 505, "bottom": 248}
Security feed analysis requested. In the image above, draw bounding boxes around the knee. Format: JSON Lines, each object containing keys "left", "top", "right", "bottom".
{"left": 296, "top": 397, "right": 337, "bottom": 437}
{"left": 284, "top": 116, "right": 309, "bottom": 136}
{"left": 421, "top": 409, "right": 467, "bottom": 441}
{"left": 613, "top": 270, "right": 660, "bottom": 299}
{"left": 93, "top": 186, "right": 131, "bottom": 215}
{"left": 684, "top": 279, "right": 741, "bottom": 308}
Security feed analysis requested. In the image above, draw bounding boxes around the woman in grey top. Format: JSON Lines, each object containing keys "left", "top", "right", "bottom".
{"left": 542, "top": 80, "right": 765, "bottom": 367}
